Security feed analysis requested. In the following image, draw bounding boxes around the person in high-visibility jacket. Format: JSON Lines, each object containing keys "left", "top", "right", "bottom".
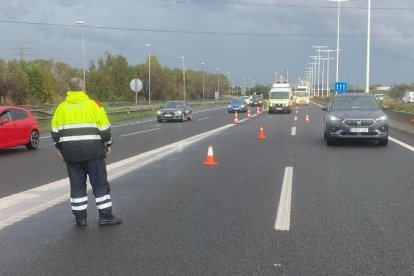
{"left": 51, "top": 77, "right": 121, "bottom": 227}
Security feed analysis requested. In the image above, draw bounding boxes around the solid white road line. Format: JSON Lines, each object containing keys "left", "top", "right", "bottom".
{"left": 275, "top": 167, "right": 293, "bottom": 231}
{"left": 120, "top": 128, "right": 160, "bottom": 137}
{"left": 389, "top": 137, "right": 414, "bottom": 152}
{"left": 291, "top": 127, "right": 296, "bottom": 136}
{"left": 0, "top": 123, "right": 234, "bottom": 231}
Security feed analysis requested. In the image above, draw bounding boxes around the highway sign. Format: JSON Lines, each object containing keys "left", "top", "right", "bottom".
{"left": 335, "top": 82, "right": 347, "bottom": 93}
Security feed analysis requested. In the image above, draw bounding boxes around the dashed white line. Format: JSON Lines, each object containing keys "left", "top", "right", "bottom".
{"left": 197, "top": 117, "right": 210, "bottom": 121}
{"left": 120, "top": 128, "right": 160, "bottom": 137}
{"left": 275, "top": 167, "right": 293, "bottom": 231}
{"left": 294, "top": 116, "right": 297, "bottom": 121}
{"left": 291, "top": 127, "right": 296, "bottom": 136}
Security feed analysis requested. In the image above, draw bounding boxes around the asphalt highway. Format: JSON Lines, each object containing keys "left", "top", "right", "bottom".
{"left": 1, "top": 103, "right": 414, "bottom": 275}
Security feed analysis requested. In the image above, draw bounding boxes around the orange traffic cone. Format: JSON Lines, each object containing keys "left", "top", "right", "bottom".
{"left": 256, "top": 107, "right": 260, "bottom": 115}
{"left": 203, "top": 145, "right": 218, "bottom": 166}
{"left": 257, "top": 125, "right": 266, "bottom": 140}
{"left": 247, "top": 108, "right": 251, "bottom": 118}
{"left": 234, "top": 111, "right": 239, "bottom": 124}
{"left": 304, "top": 114, "right": 311, "bottom": 124}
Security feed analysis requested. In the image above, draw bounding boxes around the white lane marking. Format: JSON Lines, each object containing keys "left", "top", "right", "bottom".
{"left": 114, "top": 119, "right": 155, "bottom": 128}
{"left": 275, "top": 167, "right": 293, "bottom": 231}
{"left": 0, "top": 124, "right": 233, "bottom": 231}
{"left": 389, "top": 137, "right": 414, "bottom": 152}
{"left": 291, "top": 127, "right": 296, "bottom": 136}
{"left": 295, "top": 110, "right": 298, "bottom": 114}
{"left": 197, "top": 117, "right": 210, "bottom": 121}
{"left": 294, "top": 116, "right": 297, "bottom": 121}
{"left": 120, "top": 128, "right": 160, "bottom": 137}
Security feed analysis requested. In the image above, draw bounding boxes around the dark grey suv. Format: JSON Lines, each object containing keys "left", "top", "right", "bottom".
{"left": 322, "top": 93, "right": 389, "bottom": 146}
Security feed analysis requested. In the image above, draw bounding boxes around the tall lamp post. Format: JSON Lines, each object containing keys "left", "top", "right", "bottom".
{"left": 309, "top": 56, "right": 319, "bottom": 95}
{"left": 308, "top": 61, "right": 317, "bottom": 96}
{"left": 216, "top": 68, "right": 220, "bottom": 96}
{"left": 326, "top": 0, "right": 351, "bottom": 82}
{"left": 227, "top": 71, "right": 231, "bottom": 96}
{"left": 312, "top": 46, "right": 328, "bottom": 96}
{"left": 200, "top": 62, "right": 205, "bottom": 101}
{"left": 181, "top": 56, "right": 186, "bottom": 101}
{"left": 365, "top": 0, "right": 371, "bottom": 92}
{"left": 319, "top": 49, "right": 336, "bottom": 95}
{"left": 76, "top": 20, "right": 86, "bottom": 86}
{"left": 145, "top": 43, "right": 151, "bottom": 105}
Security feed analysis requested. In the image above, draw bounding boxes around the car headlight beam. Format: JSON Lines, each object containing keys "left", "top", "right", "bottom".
{"left": 375, "top": 115, "right": 387, "bottom": 122}
{"left": 329, "top": 116, "right": 341, "bottom": 122}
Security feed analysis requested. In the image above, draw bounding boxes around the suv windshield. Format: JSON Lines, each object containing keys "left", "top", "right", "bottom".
{"left": 331, "top": 96, "right": 379, "bottom": 110}
{"left": 270, "top": 91, "right": 290, "bottom": 99}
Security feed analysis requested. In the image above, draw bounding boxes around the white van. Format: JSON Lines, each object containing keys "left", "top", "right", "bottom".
{"left": 268, "top": 83, "right": 293, "bottom": 114}
{"left": 403, "top": 91, "right": 414, "bottom": 103}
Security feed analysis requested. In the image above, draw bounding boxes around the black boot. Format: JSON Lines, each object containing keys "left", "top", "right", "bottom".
{"left": 99, "top": 214, "right": 122, "bottom": 226}
{"left": 73, "top": 211, "right": 87, "bottom": 226}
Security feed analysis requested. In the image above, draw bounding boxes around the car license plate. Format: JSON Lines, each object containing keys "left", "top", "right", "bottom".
{"left": 276, "top": 108, "right": 282, "bottom": 110}
{"left": 164, "top": 114, "right": 172, "bottom": 117}
{"left": 350, "top": 128, "right": 368, "bottom": 133}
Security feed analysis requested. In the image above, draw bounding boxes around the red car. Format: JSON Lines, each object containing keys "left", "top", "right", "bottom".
{"left": 0, "top": 106, "right": 40, "bottom": 150}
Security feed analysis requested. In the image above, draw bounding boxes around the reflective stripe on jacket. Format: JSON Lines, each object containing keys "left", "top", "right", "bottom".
{"left": 51, "top": 91, "right": 112, "bottom": 162}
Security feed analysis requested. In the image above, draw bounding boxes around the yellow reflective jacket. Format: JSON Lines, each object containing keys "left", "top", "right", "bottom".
{"left": 51, "top": 91, "right": 112, "bottom": 162}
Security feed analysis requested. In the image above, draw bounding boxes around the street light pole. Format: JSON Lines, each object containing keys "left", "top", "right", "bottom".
{"left": 181, "top": 56, "right": 185, "bottom": 101}
{"left": 227, "top": 71, "right": 231, "bottom": 96}
{"left": 216, "top": 68, "right": 220, "bottom": 96}
{"left": 319, "top": 49, "right": 336, "bottom": 95}
{"left": 309, "top": 55, "right": 319, "bottom": 95}
{"left": 145, "top": 43, "right": 151, "bottom": 105}
{"left": 76, "top": 20, "right": 86, "bottom": 86}
{"left": 200, "top": 62, "right": 205, "bottom": 101}
{"left": 312, "top": 46, "right": 328, "bottom": 97}
{"left": 327, "top": 0, "right": 351, "bottom": 82}
{"left": 365, "top": 0, "right": 371, "bottom": 92}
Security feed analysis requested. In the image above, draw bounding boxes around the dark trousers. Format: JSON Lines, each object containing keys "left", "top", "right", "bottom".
{"left": 66, "top": 156, "right": 112, "bottom": 218}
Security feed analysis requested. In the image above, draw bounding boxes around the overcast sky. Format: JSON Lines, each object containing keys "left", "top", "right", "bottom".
{"left": 1, "top": 0, "right": 413, "bottom": 88}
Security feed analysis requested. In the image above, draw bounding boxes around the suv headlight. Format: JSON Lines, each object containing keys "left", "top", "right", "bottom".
{"left": 375, "top": 115, "right": 387, "bottom": 122}
{"left": 241, "top": 104, "right": 245, "bottom": 108}
{"left": 157, "top": 111, "right": 162, "bottom": 115}
{"left": 329, "top": 116, "right": 341, "bottom": 122}
{"left": 175, "top": 110, "right": 182, "bottom": 115}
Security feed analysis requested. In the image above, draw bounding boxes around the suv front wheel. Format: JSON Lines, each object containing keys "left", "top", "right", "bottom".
{"left": 378, "top": 137, "right": 388, "bottom": 146}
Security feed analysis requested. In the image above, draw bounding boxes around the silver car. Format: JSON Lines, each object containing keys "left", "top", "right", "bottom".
{"left": 322, "top": 93, "right": 389, "bottom": 146}
{"left": 157, "top": 101, "right": 192, "bottom": 122}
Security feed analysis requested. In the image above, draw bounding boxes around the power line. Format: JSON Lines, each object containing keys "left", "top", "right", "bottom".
{"left": 1, "top": 19, "right": 413, "bottom": 38}
{"left": 170, "top": 0, "right": 412, "bottom": 10}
